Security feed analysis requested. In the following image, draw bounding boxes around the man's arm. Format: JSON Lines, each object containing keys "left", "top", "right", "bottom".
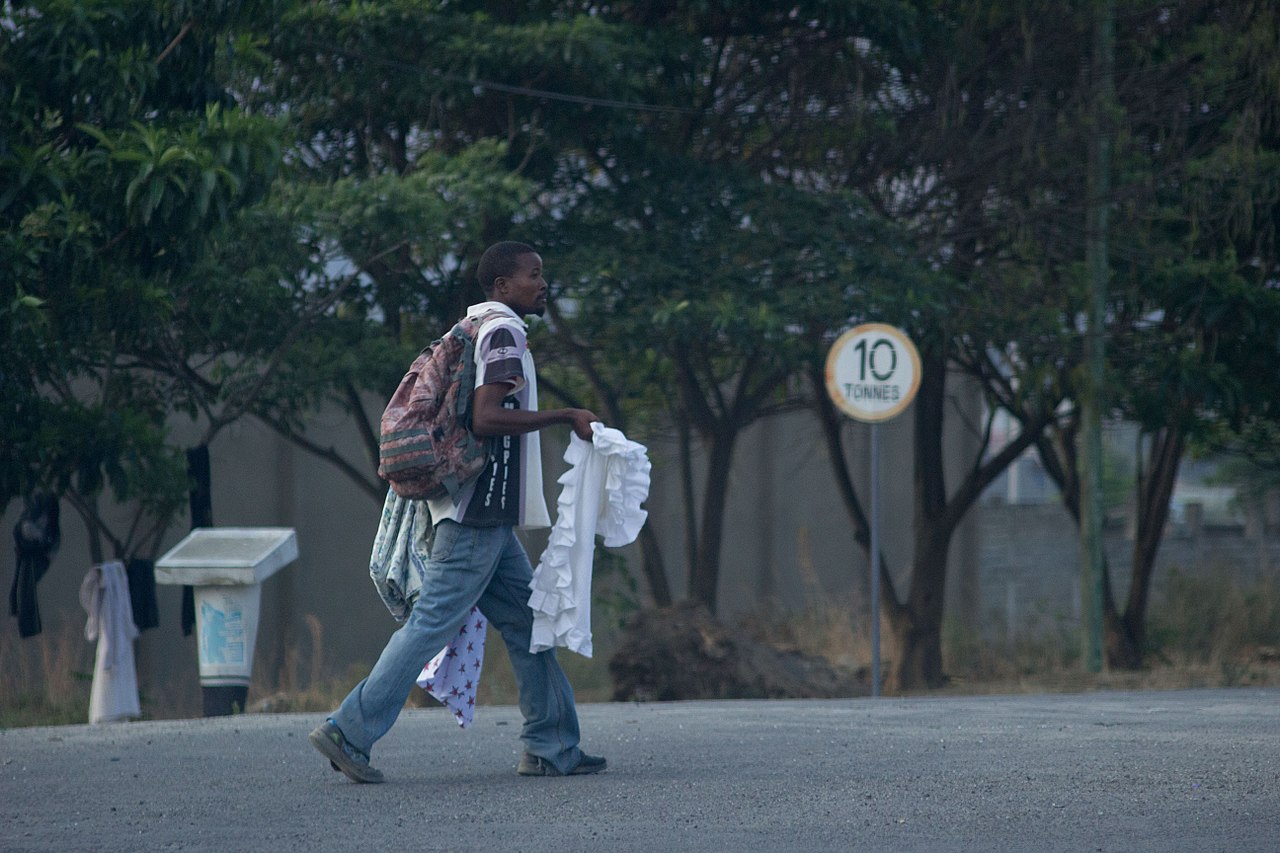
{"left": 471, "top": 382, "right": 598, "bottom": 441}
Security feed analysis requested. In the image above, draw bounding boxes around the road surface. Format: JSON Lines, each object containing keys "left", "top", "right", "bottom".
{"left": 3, "top": 688, "right": 1278, "bottom": 851}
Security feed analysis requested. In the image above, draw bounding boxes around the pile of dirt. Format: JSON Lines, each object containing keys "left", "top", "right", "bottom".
{"left": 608, "top": 601, "right": 869, "bottom": 702}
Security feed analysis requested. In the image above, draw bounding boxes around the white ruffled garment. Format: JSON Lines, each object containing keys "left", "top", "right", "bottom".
{"left": 527, "top": 423, "right": 651, "bottom": 657}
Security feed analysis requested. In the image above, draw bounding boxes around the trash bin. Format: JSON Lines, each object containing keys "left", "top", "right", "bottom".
{"left": 156, "top": 528, "right": 298, "bottom": 716}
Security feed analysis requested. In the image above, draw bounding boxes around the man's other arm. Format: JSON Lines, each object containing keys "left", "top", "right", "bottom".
{"left": 471, "top": 382, "right": 598, "bottom": 441}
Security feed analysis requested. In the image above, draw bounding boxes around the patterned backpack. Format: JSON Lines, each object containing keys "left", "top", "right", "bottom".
{"left": 377, "top": 310, "right": 506, "bottom": 501}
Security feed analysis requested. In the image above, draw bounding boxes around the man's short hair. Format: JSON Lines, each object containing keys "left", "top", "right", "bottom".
{"left": 477, "top": 241, "right": 537, "bottom": 296}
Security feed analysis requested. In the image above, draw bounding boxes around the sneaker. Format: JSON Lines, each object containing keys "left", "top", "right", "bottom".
{"left": 517, "top": 752, "right": 608, "bottom": 777}
{"left": 309, "top": 721, "right": 385, "bottom": 784}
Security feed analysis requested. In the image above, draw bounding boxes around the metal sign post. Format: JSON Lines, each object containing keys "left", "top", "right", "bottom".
{"left": 825, "top": 323, "right": 921, "bottom": 697}
{"left": 869, "top": 421, "right": 881, "bottom": 695}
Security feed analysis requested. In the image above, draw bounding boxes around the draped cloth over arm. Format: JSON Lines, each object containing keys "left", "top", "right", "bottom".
{"left": 368, "top": 489, "right": 432, "bottom": 622}
{"left": 368, "top": 489, "right": 490, "bottom": 728}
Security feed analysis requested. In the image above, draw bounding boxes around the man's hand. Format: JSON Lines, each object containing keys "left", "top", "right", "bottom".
{"left": 568, "top": 409, "right": 599, "bottom": 441}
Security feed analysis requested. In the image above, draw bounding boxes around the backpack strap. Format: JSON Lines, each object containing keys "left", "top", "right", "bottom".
{"left": 453, "top": 308, "right": 515, "bottom": 429}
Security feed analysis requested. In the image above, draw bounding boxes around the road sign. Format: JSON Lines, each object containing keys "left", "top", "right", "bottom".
{"left": 824, "top": 322, "right": 921, "bottom": 697}
{"left": 825, "top": 323, "right": 921, "bottom": 423}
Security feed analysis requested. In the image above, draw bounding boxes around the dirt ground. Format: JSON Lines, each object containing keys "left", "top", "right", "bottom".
{"left": 609, "top": 601, "right": 1280, "bottom": 701}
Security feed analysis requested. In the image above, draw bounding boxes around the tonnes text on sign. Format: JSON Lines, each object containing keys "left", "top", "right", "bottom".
{"left": 824, "top": 323, "right": 921, "bottom": 423}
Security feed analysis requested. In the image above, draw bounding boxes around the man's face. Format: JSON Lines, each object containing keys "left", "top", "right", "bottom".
{"left": 496, "top": 252, "right": 548, "bottom": 317}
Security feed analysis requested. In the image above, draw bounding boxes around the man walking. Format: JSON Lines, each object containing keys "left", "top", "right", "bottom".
{"left": 310, "top": 241, "right": 606, "bottom": 782}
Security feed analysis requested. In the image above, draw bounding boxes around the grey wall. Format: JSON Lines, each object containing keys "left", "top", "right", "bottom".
{"left": 977, "top": 500, "right": 1280, "bottom": 642}
{"left": 22, "top": 370, "right": 1275, "bottom": 715}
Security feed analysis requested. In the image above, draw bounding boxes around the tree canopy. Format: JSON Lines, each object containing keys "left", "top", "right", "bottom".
{"left": 1, "top": 1, "right": 284, "bottom": 558}
{"left": 5, "top": 0, "right": 1280, "bottom": 688}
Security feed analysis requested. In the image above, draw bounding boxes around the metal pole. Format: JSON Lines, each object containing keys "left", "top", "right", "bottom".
{"left": 1080, "top": 0, "right": 1114, "bottom": 674}
{"left": 869, "top": 422, "right": 881, "bottom": 697}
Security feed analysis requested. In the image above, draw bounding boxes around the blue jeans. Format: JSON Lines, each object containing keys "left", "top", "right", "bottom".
{"left": 331, "top": 520, "right": 583, "bottom": 773}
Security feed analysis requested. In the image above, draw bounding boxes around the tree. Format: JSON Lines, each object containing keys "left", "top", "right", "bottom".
{"left": 787, "top": 0, "right": 1280, "bottom": 687}
{"left": 1, "top": 1, "right": 284, "bottom": 560}
{"left": 539, "top": 154, "right": 912, "bottom": 612}
{"left": 1019, "top": 0, "right": 1280, "bottom": 669}
{"left": 770, "top": 0, "right": 1096, "bottom": 689}
{"left": 237, "top": 1, "right": 642, "bottom": 500}
{"left": 521, "top": 1, "right": 924, "bottom": 612}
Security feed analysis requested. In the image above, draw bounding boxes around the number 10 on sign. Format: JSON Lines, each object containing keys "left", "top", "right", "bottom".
{"left": 824, "top": 323, "right": 921, "bottom": 423}
{"left": 824, "top": 324, "right": 921, "bottom": 697}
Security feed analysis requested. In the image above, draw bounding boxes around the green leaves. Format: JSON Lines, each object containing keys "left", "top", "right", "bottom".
{"left": 69, "top": 106, "right": 278, "bottom": 255}
{"left": 1, "top": 1, "right": 286, "bottom": 551}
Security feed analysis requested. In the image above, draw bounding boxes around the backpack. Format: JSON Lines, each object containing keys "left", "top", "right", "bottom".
{"left": 376, "top": 310, "right": 507, "bottom": 501}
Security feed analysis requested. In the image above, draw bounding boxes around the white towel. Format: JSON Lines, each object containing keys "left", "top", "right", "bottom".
{"left": 79, "top": 561, "right": 141, "bottom": 724}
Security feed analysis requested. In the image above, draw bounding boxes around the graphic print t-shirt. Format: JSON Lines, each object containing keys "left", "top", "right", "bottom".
{"left": 462, "top": 325, "right": 523, "bottom": 527}
{"left": 423, "top": 304, "right": 551, "bottom": 530}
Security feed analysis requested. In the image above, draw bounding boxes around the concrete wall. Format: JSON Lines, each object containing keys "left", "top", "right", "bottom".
{"left": 975, "top": 499, "right": 1280, "bottom": 642}
{"left": 0, "top": 372, "right": 1071, "bottom": 716}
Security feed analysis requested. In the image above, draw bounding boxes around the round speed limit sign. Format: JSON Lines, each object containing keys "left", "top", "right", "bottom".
{"left": 825, "top": 323, "right": 921, "bottom": 422}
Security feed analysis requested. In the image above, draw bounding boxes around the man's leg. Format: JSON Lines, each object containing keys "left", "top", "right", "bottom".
{"left": 477, "top": 529, "right": 595, "bottom": 775}
{"left": 327, "top": 521, "right": 507, "bottom": 758}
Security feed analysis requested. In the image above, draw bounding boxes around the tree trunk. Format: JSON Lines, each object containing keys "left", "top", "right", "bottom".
{"left": 888, "top": 350, "right": 951, "bottom": 690}
{"left": 637, "top": 524, "right": 673, "bottom": 607}
{"left": 1038, "top": 418, "right": 1186, "bottom": 671}
{"left": 86, "top": 501, "right": 104, "bottom": 565}
{"left": 182, "top": 445, "right": 214, "bottom": 635}
{"left": 678, "top": 415, "right": 699, "bottom": 586}
{"left": 890, "top": 534, "right": 952, "bottom": 691}
{"left": 1107, "top": 427, "right": 1184, "bottom": 669}
{"left": 810, "top": 365, "right": 874, "bottom": 603}
{"left": 689, "top": 427, "right": 736, "bottom": 614}
{"left": 1104, "top": 606, "right": 1142, "bottom": 670}
{"left": 892, "top": 619, "right": 946, "bottom": 692}
{"left": 818, "top": 347, "right": 1051, "bottom": 692}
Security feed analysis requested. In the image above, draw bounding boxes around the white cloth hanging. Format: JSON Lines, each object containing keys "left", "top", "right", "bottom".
{"left": 415, "top": 606, "right": 487, "bottom": 728}
{"left": 79, "top": 560, "right": 140, "bottom": 724}
{"left": 527, "top": 423, "right": 651, "bottom": 657}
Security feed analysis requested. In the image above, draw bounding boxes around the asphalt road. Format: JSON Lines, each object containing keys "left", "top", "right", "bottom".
{"left": 3, "top": 688, "right": 1278, "bottom": 852}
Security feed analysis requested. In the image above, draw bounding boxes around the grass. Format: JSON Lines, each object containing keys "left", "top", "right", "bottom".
{"left": 5, "top": 568, "right": 1279, "bottom": 728}
{"left": 0, "top": 611, "right": 94, "bottom": 728}
{"left": 934, "top": 567, "right": 1280, "bottom": 696}
{"left": 245, "top": 615, "right": 619, "bottom": 717}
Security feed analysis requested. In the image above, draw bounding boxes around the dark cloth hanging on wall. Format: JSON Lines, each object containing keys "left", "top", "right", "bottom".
{"left": 125, "top": 557, "right": 159, "bottom": 632}
{"left": 183, "top": 445, "right": 213, "bottom": 636}
{"left": 8, "top": 494, "right": 61, "bottom": 638}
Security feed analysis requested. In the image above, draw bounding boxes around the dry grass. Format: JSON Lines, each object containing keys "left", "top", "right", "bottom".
{"left": 738, "top": 571, "right": 1280, "bottom": 698}
{"left": 936, "top": 568, "right": 1280, "bottom": 696}
{"left": 5, "top": 570, "right": 1278, "bottom": 728}
{"left": 0, "top": 609, "right": 95, "bottom": 728}
{"left": 247, "top": 615, "right": 617, "bottom": 716}
{"left": 738, "top": 594, "right": 877, "bottom": 673}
